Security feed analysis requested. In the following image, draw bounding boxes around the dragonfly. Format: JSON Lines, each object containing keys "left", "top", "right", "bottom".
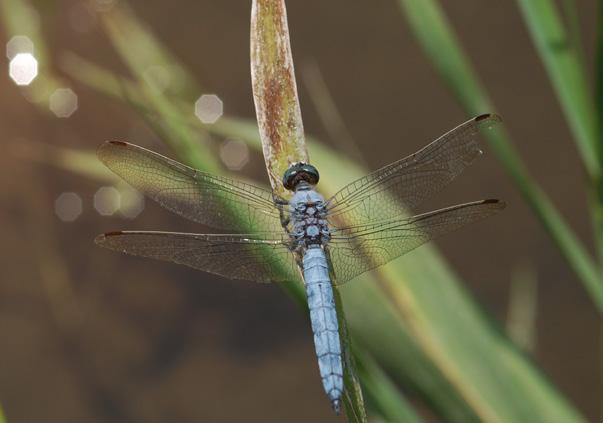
{"left": 95, "top": 113, "right": 505, "bottom": 413}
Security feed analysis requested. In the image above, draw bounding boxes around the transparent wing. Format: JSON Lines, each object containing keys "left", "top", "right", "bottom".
{"left": 95, "top": 231, "right": 302, "bottom": 284}
{"left": 327, "top": 114, "right": 501, "bottom": 224}
{"left": 97, "top": 141, "right": 284, "bottom": 231}
{"left": 327, "top": 199, "right": 505, "bottom": 284}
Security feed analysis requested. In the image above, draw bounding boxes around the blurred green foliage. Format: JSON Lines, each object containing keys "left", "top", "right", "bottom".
{"left": 2, "top": 0, "right": 599, "bottom": 421}
{"left": 397, "top": 0, "right": 603, "bottom": 309}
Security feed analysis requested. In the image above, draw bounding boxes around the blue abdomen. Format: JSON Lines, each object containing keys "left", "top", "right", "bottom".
{"left": 303, "top": 246, "right": 343, "bottom": 410}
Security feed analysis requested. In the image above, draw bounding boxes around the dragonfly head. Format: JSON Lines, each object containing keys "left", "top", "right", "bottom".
{"left": 283, "top": 162, "right": 320, "bottom": 191}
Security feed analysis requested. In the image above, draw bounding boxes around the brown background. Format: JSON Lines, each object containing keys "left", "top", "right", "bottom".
{"left": 0, "top": 0, "right": 599, "bottom": 421}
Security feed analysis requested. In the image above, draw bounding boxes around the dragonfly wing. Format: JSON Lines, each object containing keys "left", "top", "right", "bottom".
{"left": 326, "top": 114, "right": 501, "bottom": 224}
{"left": 95, "top": 231, "right": 302, "bottom": 284}
{"left": 97, "top": 141, "right": 284, "bottom": 232}
{"left": 327, "top": 199, "right": 505, "bottom": 284}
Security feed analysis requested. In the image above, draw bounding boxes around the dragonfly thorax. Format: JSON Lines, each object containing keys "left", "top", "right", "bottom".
{"left": 289, "top": 187, "right": 330, "bottom": 249}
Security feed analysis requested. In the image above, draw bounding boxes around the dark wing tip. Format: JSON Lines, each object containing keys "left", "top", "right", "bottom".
{"left": 95, "top": 231, "right": 123, "bottom": 244}
{"left": 475, "top": 113, "right": 502, "bottom": 123}
{"left": 105, "top": 231, "right": 125, "bottom": 236}
{"left": 475, "top": 113, "right": 492, "bottom": 121}
{"left": 97, "top": 140, "right": 129, "bottom": 153}
{"left": 483, "top": 198, "right": 506, "bottom": 209}
{"left": 97, "top": 141, "right": 131, "bottom": 163}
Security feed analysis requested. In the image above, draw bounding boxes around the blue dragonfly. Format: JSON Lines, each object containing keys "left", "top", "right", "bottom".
{"left": 95, "top": 114, "right": 505, "bottom": 412}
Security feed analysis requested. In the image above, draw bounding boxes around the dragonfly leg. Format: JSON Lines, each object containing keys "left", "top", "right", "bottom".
{"left": 272, "top": 193, "right": 289, "bottom": 206}
{"left": 281, "top": 215, "right": 290, "bottom": 227}
{"left": 272, "top": 194, "right": 291, "bottom": 228}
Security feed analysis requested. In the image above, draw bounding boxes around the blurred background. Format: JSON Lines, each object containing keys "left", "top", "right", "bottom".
{"left": 0, "top": 0, "right": 601, "bottom": 422}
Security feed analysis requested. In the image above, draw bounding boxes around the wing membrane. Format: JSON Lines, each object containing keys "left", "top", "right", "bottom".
{"left": 327, "top": 199, "right": 505, "bottom": 284}
{"left": 327, "top": 114, "right": 501, "bottom": 224}
{"left": 97, "top": 141, "right": 283, "bottom": 231}
{"left": 95, "top": 231, "right": 302, "bottom": 283}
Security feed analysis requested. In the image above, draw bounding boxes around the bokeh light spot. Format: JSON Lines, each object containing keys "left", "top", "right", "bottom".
{"left": 6, "top": 35, "right": 34, "bottom": 60}
{"left": 220, "top": 139, "right": 249, "bottom": 170}
{"left": 9, "top": 53, "right": 38, "bottom": 86}
{"left": 55, "top": 192, "right": 83, "bottom": 222}
{"left": 118, "top": 186, "right": 145, "bottom": 219}
{"left": 194, "top": 94, "right": 223, "bottom": 124}
{"left": 49, "top": 88, "right": 78, "bottom": 118}
{"left": 94, "top": 186, "right": 121, "bottom": 216}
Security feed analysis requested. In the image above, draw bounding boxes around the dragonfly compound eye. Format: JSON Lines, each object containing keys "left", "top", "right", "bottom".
{"left": 283, "top": 162, "right": 320, "bottom": 190}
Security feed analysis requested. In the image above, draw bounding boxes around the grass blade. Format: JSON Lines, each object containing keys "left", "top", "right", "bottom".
{"left": 396, "top": 0, "right": 603, "bottom": 311}
{"left": 516, "top": 0, "right": 597, "bottom": 177}
{"left": 301, "top": 60, "right": 365, "bottom": 164}
{"left": 597, "top": 0, "right": 603, "bottom": 176}
{"left": 356, "top": 351, "right": 422, "bottom": 423}
{"left": 507, "top": 264, "right": 538, "bottom": 352}
{"left": 518, "top": 0, "right": 603, "bottom": 273}
{"left": 99, "top": 3, "right": 200, "bottom": 99}
{"left": 596, "top": 0, "right": 603, "bottom": 271}
{"left": 250, "top": 0, "right": 309, "bottom": 198}
{"left": 561, "top": 0, "right": 587, "bottom": 70}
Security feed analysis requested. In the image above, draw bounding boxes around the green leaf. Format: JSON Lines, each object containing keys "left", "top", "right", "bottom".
{"left": 518, "top": 0, "right": 603, "bottom": 274}
{"left": 516, "top": 0, "right": 598, "bottom": 177}
{"left": 597, "top": 0, "right": 603, "bottom": 173}
{"left": 99, "top": 3, "right": 200, "bottom": 99}
{"left": 355, "top": 351, "right": 423, "bottom": 423}
{"left": 335, "top": 287, "right": 369, "bottom": 422}
{"left": 11, "top": 139, "right": 114, "bottom": 183}
{"left": 596, "top": 0, "right": 603, "bottom": 268}
{"left": 396, "top": 0, "right": 603, "bottom": 311}
{"left": 507, "top": 264, "right": 538, "bottom": 352}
